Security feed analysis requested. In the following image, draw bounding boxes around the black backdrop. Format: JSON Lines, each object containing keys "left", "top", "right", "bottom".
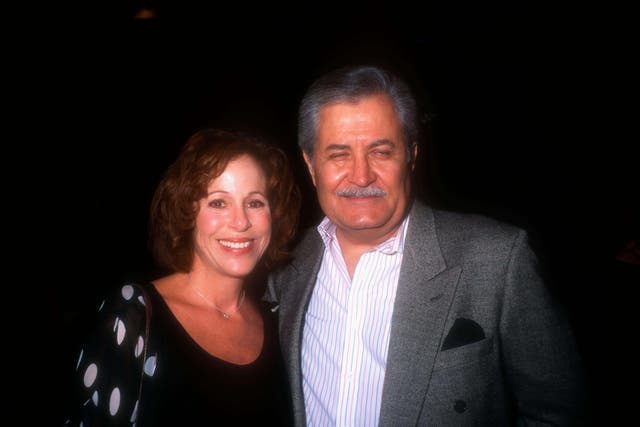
{"left": 40, "top": 2, "right": 635, "bottom": 425}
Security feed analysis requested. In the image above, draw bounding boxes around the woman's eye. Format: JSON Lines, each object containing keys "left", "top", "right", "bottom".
{"left": 247, "top": 200, "right": 266, "bottom": 209}
{"left": 208, "top": 199, "right": 226, "bottom": 208}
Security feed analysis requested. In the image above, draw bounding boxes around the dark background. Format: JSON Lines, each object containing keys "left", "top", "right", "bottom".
{"left": 37, "top": 1, "right": 635, "bottom": 425}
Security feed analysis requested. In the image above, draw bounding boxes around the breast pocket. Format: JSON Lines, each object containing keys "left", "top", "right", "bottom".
{"left": 434, "top": 336, "right": 494, "bottom": 371}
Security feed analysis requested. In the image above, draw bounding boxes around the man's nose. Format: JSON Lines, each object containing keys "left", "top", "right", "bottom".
{"left": 348, "top": 156, "right": 376, "bottom": 187}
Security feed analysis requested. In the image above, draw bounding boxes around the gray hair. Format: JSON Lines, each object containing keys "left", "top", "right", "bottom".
{"left": 298, "top": 65, "right": 419, "bottom": 160}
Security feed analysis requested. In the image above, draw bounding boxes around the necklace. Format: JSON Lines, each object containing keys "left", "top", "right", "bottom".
{"left": 192, "top": 287, "right": 246, "bottom": 319}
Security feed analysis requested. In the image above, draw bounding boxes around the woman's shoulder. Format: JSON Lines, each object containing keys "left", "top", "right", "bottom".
{"left": 78, "top": 282, "right": 154, "bottom": 349}
{"left": 97, "top": 282, "right": 151, "bottom": 319}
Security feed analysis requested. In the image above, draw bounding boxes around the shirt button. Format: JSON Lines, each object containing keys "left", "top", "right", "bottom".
{"left": 454, "top": 399, "right": 467, "bottom": 413}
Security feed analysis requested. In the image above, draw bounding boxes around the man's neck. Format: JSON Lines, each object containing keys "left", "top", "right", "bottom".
{"left": 335, "top": 220, "right": 405, "bottom": 279}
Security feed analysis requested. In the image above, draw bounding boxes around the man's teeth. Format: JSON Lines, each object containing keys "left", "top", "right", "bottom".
{"left": 219, "top": 240, "right": 251, "bottom": 249}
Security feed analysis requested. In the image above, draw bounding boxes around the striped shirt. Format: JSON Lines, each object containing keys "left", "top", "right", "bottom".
{"left": 302, "top": 215, "right": 410, "bottom": 426}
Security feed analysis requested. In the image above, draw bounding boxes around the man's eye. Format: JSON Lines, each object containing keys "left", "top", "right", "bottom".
{"left": 328, "top": 152, "right": 347, "bottom": 159}
{"left": 208, "top": 200, "right": 225, "bottom": 208}
{"left": 372, "top": 150, "right": 392, "bottom": 158}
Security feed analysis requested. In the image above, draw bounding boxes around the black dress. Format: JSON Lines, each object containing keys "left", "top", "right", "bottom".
{"left": 64, "top": 282, "right": 292, "bottom": 426}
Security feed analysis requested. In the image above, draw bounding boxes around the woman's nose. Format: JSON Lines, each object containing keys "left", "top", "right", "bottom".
{"left": 230, "top": 206, "right": 251, "bottom": 231}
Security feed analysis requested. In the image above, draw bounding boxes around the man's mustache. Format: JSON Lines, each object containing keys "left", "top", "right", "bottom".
{"left": 336, "top": 187, "right": 387, "bottom": 198}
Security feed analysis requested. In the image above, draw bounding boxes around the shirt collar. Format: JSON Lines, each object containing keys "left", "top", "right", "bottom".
{"left": 317, "top": 214, "right": 411, "bottom": 255}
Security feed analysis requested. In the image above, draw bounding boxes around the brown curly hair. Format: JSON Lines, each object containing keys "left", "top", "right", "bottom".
{"left": 149, "top": 128, "right": 301, "bottom": 273}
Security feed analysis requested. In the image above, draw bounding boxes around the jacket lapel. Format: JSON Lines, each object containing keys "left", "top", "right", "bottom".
{"left": 275, "top": 231, "right": 324, "bottom": 426}
{"left": 378, "top": 203, "right": 462, "bottom": 426}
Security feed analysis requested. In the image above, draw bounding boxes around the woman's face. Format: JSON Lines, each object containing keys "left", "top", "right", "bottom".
{"left": 193, "top": 155, "right": 271, "bottom": 279}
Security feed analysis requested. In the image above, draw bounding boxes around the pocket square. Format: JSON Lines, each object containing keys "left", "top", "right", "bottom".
{"left": 441, "top": 318, "right": 485, "bottom": 350}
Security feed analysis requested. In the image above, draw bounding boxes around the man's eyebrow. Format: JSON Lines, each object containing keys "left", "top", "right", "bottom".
{"left": 324, "top": 139, "right": 395, "bottom": 151}
{"left": 325, "top": 144, "right": 350, "bottom": 151}
{"left": 368, "top": 139, "right": 395, "bottom": 148}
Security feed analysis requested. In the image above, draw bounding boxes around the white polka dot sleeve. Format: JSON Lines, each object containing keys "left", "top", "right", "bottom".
{"left": 64, "top": 283, "right": 153, "bottom": 426}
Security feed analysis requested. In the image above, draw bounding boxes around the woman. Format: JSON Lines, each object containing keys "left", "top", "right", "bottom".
{"left": 65, "top": 128, "right": 300, "bottom": 425}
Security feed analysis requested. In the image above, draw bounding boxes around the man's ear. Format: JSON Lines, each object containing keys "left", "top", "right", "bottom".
{"left": 410, "top": 142, "right": 418, "bottom": 171}
{"left": 302, "top": 150, "right": 317, "bottom": 187}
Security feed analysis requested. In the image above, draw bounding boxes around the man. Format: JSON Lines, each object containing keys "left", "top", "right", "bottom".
{"left": 266, "top": 65, "right": 586, "bottom": 426}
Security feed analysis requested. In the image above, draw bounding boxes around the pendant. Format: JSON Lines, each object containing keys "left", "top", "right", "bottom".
{"left": 222, "top": 313, "right": 229, "bottom": 319}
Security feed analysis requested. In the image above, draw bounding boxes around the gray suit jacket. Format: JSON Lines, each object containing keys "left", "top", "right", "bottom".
{"left": 266, "top": 201, "right": 587, "bottom": 426}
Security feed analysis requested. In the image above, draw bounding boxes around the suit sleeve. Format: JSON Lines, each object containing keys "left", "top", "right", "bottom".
{"left": 500, "top": 230, "right": 587, "bottom": 426}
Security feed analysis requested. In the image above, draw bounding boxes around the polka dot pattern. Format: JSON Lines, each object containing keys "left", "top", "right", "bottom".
{"left": 121, "top": 285, "right": 134, "bottom": 300}
{"left": 109, "top": 387, "right": 121, "bottom": 416}
{"left": 116, "top": 319, "right": 126, "bottom": 345}
{"left": 66, "top": 283, "right": 152, "bottom": 426}
{"left": 130, "top": 400, "right": 139, "bottom": 423}
{"left": 134, "top": 336, "right": 144, "bottom": 358}
{"left": 76, "top": 349, "right": 84, "bottom": 371}
{"left": 144, "top": 355, "right": 157, "bottom": 377}
{"left": 83, "top": 364, "right": 97, "bottom": 388}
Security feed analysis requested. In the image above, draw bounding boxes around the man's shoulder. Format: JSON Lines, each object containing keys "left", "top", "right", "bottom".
{"left": 411, "top": 202, "right": 525, "bottom": 257}
{"left": 431, "top": 207, "right": 522, "bottom": 239}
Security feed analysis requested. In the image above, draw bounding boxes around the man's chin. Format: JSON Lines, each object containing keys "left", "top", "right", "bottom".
{"left": 339, "top": 217, "right": 387, "bottom": 231}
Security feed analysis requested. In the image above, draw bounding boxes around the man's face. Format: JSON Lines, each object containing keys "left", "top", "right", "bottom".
{"left": 304, "top": 94, "right": 416, "bottom": 245}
